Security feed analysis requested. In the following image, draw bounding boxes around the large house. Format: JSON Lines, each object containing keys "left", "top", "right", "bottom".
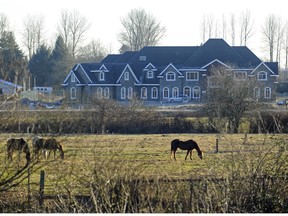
{"left": 62, "top": 38, "right": 278, "bottom": 104}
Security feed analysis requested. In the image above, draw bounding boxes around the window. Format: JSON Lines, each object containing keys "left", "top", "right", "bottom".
{"left": 163, "top": 87, "right": 169, "bottom": 98}
{"left": 254, "top": 87, "right": 260, "bottom": 99}
{"left": 166, "top": 72, "right": 175, "bottom": 81}
{"left": 147, "top": 70, "right": 153, "bottom": 78}
{"left": 97, "top": 88, "right": 103, "bottom": 98}
{"left": 99, "top": 72, "right": 104, "bottom": 81}
{"left": 193, "top": 86, "right": 200, "bottom": 98}
{"left": 234, "top": 71, "right": 247, "bottom": 80}
{"left": 121, "top": 87, "right": 126, "bottom": 99}
{"left": 71, "top": 74, "right": 75, "bottom": 82}
{"left": 151, "top": 87, "right": 158, "bottom": 99}
{"left": 172, "top": 87, "right": 179, "bottom": 97}
{"left": 264, "top": 87, "right": 271, "bottom": 99}
{"left": 184, "top": 87, "right": 191, "bottom": 98}
{"left": 186, "top": 72, "right": 198, "bottom": 81}
{"left": 70, "top": 87, "right": 76, "bottom": 99}
{"left": 141, "top": 87, "right": 147, "bottom": 99}
{"left": 258, "top": 71, "right": 267, "bottom": 81}
{"left": 104, "top": 87, "right": 110, "bottom": 98}
{"left": 124, "top": 72, "right": 129, "bottom": 80}
{"left": 128, "top": 87, "right": 133, "bottom": 99}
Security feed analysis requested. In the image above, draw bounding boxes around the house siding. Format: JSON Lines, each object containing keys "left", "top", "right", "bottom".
{"left": 62, "top": 39, "right": 279, "bottom": 104}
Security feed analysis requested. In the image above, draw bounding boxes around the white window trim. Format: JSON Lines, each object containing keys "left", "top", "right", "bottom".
{"left": 141, "top": 87, "right": 147, "bottom": 99}
{"left": 186, "top": 71, "right": 199, "bottom": 81}
{"left": 128, "top": 87, "right": 133, "bottom": 99}
{"left": 258, "top": 71, "right": 267, "bottom": 81}
{"left": 166, "top": 72, "right": 176, "bottom": 81}
{"left": 147, "top": 70, "right": 153, "bottom": 79}
{"left": 193, "top": 86, "right": 201, "bottom": 99}
{"left": 151, "top": 87, "right": 158, "bottom": 99}
{"left": 71, "top": 74, "right": 75, "bottom": 82}
{"left": 99, "top": 72, "right": 105, "bottom": 81}
{"left": 70, "top": 87, "right": 76, "bottom": 99}
{"left": 264, "top": 87, "right": 271, "bottom": 99}
{"left": 163, "top": 87, "right": 169, "bottom": 99}
{"left": 124, "top": 72, "right": 129, "bottom": 80}
{"left": 121, "top": 87, "right": 126, "bottom": 99}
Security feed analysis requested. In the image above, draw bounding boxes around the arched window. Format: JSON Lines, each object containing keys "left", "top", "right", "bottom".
{"left": 193, "top": 86, "right": 200, "bottom": 99}
{"left": 151, "top": 87, "right": 158, "bottom": 99}
{"left": 97, "top": 88, "right": 103, "bottom": 98}
{"left": 254, "top": 87, "right": 260, "bottom": 99}
{"left": 184, "top": 86, "right": 191, "bottom": 98}
{"left": 70, "top": 87, "right": 76, "bottom": 99}
{"left": 163, "top": 87, "right": 169, "bottom": 98}
{"left": 258, "top": 71, "right": 267, "bottom": 81}
{"left": 121, "top": 87, "right": 126, "bottom": 99}
{"left": 166, "top": 72, "right": 175, "bottom": 81}
{"left": 141, "top": 87, "right": 147, "bottom": 99}
{"left": 172, "top": 87, "right": 179, "bottom": 97}
{"left": 128, "top": 87, "right": 133, "bottom": 99}
{"left": 147, "top": 70, "right": 153, "bottom": 78}
{"left": 124, "top": 72, "right": 129, "bottom": 80}
{"left": 264, "top": 87, "right": 271, "bottom": 99}
{"left": 99, "top": 72, "right": 104, "bottom": 81}
{"left": 104, "top": 87, "right": 110, "bottom": 98}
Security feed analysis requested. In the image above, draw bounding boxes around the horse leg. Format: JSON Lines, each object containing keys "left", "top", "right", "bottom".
{"left": 185, "top": 150, "right": 190, "bottom": 160}
{"left": 190, "top": 150, "right": 193, "bottom": 160}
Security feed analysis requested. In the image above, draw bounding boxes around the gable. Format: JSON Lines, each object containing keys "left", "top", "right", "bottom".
{"left": 158, "top": 63, "right": 183, "bottom": 78}
{"left": 116, "top": 64, "right": 139, "bottom": 83}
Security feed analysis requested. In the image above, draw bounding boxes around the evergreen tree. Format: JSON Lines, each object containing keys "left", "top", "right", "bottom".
{"left": 28, "top": 45, "right": 52, "bottom": 86}
{"left": 0, "top": 31, "right": 28, "bottom": 84}
{"left": 50, "top": 36, "right": 73, "bottom": 88}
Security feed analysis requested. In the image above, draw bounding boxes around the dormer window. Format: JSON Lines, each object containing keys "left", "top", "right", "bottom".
{"left": 71, "top": 74, "right": 75, "bottom": 82}
{"left": 166, "top": 72, "right": 175, "bottom": 81}
{"left": 258, "top": 71, "right": 267, "bottom": 81}
{"left": 124, "top": 72, "right": 129, "bottom": 80}
{"left": 99, "top": 72, "right": 104, "bottom": 81}
{"left": 147, "top": 70, "right": 153, "bottom": 78}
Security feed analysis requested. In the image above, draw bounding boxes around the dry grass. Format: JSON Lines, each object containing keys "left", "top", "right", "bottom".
{"left": 1, "top": 133, "right": 288, "bottom": 212}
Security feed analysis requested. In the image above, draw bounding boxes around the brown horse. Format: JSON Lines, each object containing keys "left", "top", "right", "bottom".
{"left": 33, "top": 137, "right": 64, "bottom": 160}
{"left": 170, "top": 139, "right": 203, "bottom": 160}
{"left": 7, "top": 138, "right": 31, "bottom": 163}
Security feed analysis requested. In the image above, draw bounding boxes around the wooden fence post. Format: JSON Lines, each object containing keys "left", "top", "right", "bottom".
{"left": 27, "top": 163, "right": 31, "bottom": 207}
{"left": 39, "top": 170, "right": 45, "bottom": 207}
{"left": 215, "top": 139, "right": 219, "bottom": 153}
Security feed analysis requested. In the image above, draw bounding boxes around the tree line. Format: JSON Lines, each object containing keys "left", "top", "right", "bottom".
{"left": 0, "top": 8, "right": 287, "bottom": 89}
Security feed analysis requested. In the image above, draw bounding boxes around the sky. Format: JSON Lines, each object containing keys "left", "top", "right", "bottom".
{"left": 1, "top": 0, "right": 288, "bottom": 60}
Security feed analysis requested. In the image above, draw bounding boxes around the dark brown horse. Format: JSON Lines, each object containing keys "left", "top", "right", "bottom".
{"left": 7, "top": 138, "right": 31, "bottom": 163}
{"left": 33, "top": 137, "right": 64, "bottom": 160}
{"left": 170, "top": 139, "right": 203, "bottom": 160}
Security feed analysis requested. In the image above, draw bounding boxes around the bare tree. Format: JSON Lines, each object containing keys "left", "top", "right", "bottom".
{"left": 239, "top": 10, "right": 254, "bottom": 46}
{"left": 22, "top": 14, "right": 45, "bottom": 59}
{"left": 57, "top": 9, "right": 90, "bottom": 58}
{"left": 275, "top": 19, "right": 285, "bottom": 65}
{"left": 205, "top": 65, "right": 259, "bottom": 133}
{"left": 119, "top": 8, "right": 166, "bottom": 51}
{"left": 200, "top": 15, "right": 207, "bottom": 43}
{"left": 206, "top": 13, "right": 214, "bottom": 39}
{"left": 262, "top": 14, "right": 279, "bottom": 62}
{"left": 77, "top": 39, "right": 111, "bottom": 63}
{"left": 229, "top": 14, "right": 236, "bottom": 46}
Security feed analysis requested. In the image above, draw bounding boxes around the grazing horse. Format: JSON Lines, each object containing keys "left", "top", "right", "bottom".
{"left": 33, "top": 137, "right": 64, "bottom": 160}
{"left": 170, "top": 139, "right": 203, "bottom": 160}
{"left": 7, "top": 138, "right": 31, "bottom": 163}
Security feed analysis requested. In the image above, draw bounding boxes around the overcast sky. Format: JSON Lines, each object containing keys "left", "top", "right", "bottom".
{"left": 1, "top": 0, "right": 288, "bottom": 60}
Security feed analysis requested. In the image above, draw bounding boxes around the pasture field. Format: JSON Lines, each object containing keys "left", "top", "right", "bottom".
{"left": 1, "top": 133, "right": 288, "bottom": 213}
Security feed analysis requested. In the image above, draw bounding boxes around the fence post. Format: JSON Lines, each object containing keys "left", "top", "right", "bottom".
{"left": 27, "top": 163, "right": 31, "bottom": 207}
{"left": 39, "top": 170, "right": 45, "bottom": 207}
{"left": 215, "top": 139, "right": 219, "bottom": 153}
